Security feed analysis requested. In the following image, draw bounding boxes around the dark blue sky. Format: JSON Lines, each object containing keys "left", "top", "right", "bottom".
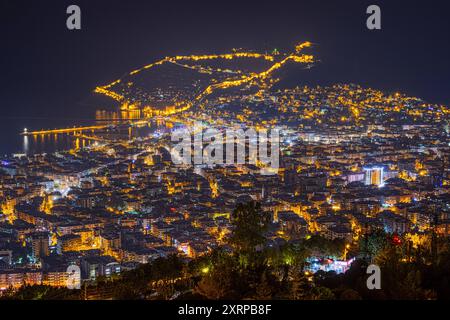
{"left": 1, "top": 0, "right": 449, "bottom": 118}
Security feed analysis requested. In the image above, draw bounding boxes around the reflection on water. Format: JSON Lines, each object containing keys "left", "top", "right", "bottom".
{"left": 16, "top": 110, "right": 176, "bottom": 156}
{"left": 21, "top": 133, "right": 93, "bottom": 155}
{"left": 23, "top": 135, "right": 28, "bottom": 153}
{"left": 95, "top": 110, "right": 143, "bottom": 122}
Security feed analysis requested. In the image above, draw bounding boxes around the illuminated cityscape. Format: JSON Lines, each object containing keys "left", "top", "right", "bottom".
{"left": 0, "top": 0, "right": 449, "bottom": 302}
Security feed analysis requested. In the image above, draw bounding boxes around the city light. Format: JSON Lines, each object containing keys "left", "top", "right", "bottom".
{"left": 0, "top": 3, "right": 448, "bottom": 303}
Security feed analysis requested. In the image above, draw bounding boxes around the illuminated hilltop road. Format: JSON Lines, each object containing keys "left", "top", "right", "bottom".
{"left": 194, "top": 42, "right": 314, "bottom": 102}
{"left": 20, "top": 43, "right": 315, "bottom": 136}
{"left": 94, "top": 41, "right": 315, "bottom": 114}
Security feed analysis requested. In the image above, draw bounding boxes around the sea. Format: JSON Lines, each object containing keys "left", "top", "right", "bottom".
{"left": 0, "top": 109, "right": 145, "bottom": 157}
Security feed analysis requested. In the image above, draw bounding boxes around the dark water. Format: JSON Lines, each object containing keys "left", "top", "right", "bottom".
{"left": 0, "top": 109, "right": 144, "bottom": 157}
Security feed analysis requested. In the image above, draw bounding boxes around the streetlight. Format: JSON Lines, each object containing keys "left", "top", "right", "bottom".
{"left": 344, "top": 244, "right": 351, "bottom": 260}
{"left": 201, "top": 267, "right": 209, "bottom": 274}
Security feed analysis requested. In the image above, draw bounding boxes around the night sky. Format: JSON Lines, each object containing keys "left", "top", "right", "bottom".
{"left": 1, "top": 0, "right": 450, "bottom": 118}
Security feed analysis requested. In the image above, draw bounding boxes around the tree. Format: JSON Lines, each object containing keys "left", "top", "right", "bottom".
{"left": 304, "top": 235, "right": 345, "bottom": 258}
{"left": 1, "top": 285, "right": 80, "bottom": 300}
{"left": 266, "top": 243, "right": 308, "bottom": 286}
{"left": 308, "top": 286, "right": 335, "bottom": 300}
{"left": 195, "top": 256, "right": 236, "bottom": 299}
{"left": 359, "top": 229, "right": 388, "bottom": 260}
{"left": 229, "top": 202, "right": 271, "bottom": 255}
{"left": 340, "top": 288, "right": 362, "bottom": 300}
{"left": 151, "top": 254, "right": 184, "bottom": 281}
{"left": 289, "top": 269, "right": 311, "bottom": 300}
{"left": 254, "top": 271, "right": 274, "bottom": 300}
{"left": 0, "top": 285, "right": 16, "bottom": 299}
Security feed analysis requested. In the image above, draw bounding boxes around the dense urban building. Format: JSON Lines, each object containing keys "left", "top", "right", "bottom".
{"left": 0, "top": 7, "right": 448, "bottom": 301}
